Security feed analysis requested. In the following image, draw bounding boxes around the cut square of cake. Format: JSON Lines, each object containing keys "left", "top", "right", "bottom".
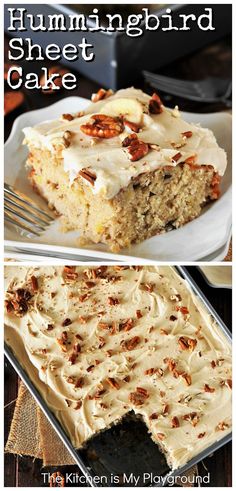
{"left": 23, "top": 88, "right": 227, "bottom": 252}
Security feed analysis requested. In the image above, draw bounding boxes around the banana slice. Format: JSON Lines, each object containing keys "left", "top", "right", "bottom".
{"left": 101, "top": 98, "right": 143, "bottom": 124}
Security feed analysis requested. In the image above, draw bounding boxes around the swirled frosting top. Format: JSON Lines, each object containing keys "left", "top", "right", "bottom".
{"left": 23, "top": 88, "right": 227, "bottom": 199}
{"left": 4, "top": 266, "right": 231, "bottom": 469}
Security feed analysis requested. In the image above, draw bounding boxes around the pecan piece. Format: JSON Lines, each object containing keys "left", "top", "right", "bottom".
{"left": 216, "top": 421, "right": 229, "bottom": 431}
{"left": 181, "top": 131, "right": 193, "bottom": 138}
{"left": 91, "top": 88, "right": 113, "bottom": 102}
{"left": 182, "top": 373, "right": 192, "bottom": 386}
{"left": 172, "top": 152, "right": 182, "bottom": 163}
{"left": 81, "top": 114, "right": 123, "bottom": 139}
{"left": 126, "top": 137, "right": 149, "bottom": 162}
{"left": 107, "top": 296, "right": 119, "bottom": 306}
{"left": 136, "top": 310, "right": 143, "bottom": 319}
{"left": 198, "top": 432, "right": 206, "bottom": 439}
{"left": 79, "top": 168, "right": 97, "bottom": 186}
{"left": 123, "top": 120, "right": 141, "bottom": 133}
{"left": 129, "top": 387, "right": 149, "bottom": 406}
{"left": 171, "top": 416, "right": 180, "bottom": 428}
{"left": 68, "top": 352, "right": 78, "bottom": 365}
{"left": 183, "top": 412, "right": 199, "bottom": 427}
{"left": 149, "top": 412, "right": 159, "bottom": 420}
{"left": 178, "top": 336, "right": 197, "bottom": 351}
{"left": 120, "top": 336, "right": 140, "bottom": 351}
{"left": 30, "top": 275, "right": 38, "bottom": 291}
{"left": 106, "top": 377, "right": 120, "bottom": 390}
{"left": 62, "top": 318, "right": 72, "bottom": 327}
{"left": 204, "top": 383, "right": 215, "bottom": 393}
{"left": 149, "top": 93, "right": 163, "bottom": 114}
{"left": 156, "top": 433, "right": 166, "bottom": 441}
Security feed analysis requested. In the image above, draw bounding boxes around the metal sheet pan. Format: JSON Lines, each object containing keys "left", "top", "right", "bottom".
{"left": 4, "top": 266, "right": 232, "bottom": 487}
{"left": 4, "top": 4, "right": 232, "bottom": 89}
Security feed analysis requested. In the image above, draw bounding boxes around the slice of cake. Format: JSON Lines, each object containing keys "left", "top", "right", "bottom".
{"left": 4, "top": 265, "right": 232, "bottom": 470}
{"left": 23, "top": 88, "right": 227, "bottom": 252}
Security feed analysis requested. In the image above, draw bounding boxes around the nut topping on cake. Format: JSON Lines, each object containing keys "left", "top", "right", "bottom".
{"left": 120, "top": 336, "right": 141, "bottom": 351}
{"left": 79, "top": 168, "right": 97, "bottom": 185}
{"left": 171, "top": 416, "right": 180, "bottom": 428}
{"left": 81, "top": 114, "right": 123, "bottom": 139}
{"left": 91, "top": 88, "right": 113, "bottom": 102}
{"left": 149, "top": 93, "right": 163, "bottom": 114}
{"left": 129, "top": 387, "right": 149, "bottom": 406}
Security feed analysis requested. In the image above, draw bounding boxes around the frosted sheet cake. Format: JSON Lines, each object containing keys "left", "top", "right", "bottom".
{"left": 4, "top": 266, "right": 231, "bottom": 469}
{"left": 22, "top": 88, "right": 227, "bottom": 252}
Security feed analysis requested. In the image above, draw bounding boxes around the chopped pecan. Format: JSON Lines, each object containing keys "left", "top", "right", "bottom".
{"left": 176, "top": 306, "right": 189, "bottom": 315}
{"left": 178, "top": 336, "right": 197, "bottom": 351}
{"left": 87, "top": 364, "right": 95, "bottom": 372}
{"left": 81, "top": 114, "right": 123, "bottom": 139}
{"left": 75, "top": 401, "right": 82, "bottom": 410}
{"left": 149, "top": 93, "right": 163, "bottom": 114}
{"left": 125, "top": 137, "right": 149, "bottom": 162}
{"left": 123, "top": 120, "right": 141, "bottom": 133}
{"left": 136, "top": 310, "right": 143, "bottom": 319}
{"left": 79, "top": 168, "right": 97, "bottom": 186}
{"left": 181, "top": 131, "right": 193, "bottom": 138}
{"left": 165, "top": 358, "right": 176, "bottom": 372}
{"left": 143, "top": 283, "right": 154, "bottom": 293}
{"left": 226, "top": 379, "right": 232, "bottom": 389}
{"left": 129, "top": 387, "right": 149, "bottom": 406}
{"left": 185, "top": 155, "right": 196, "bottom": 165}
{"left": 121, "top": 318, "right": 134, "bottom": 332}
{"left": 198, "top": 432, "right": 206, "bottom": 439}
{"left": 150, "top": 412, "right": 159, "bottom": 420}
{"left": 91, "top": 88, "right": 113, "bottom": 102}
{"left": 183, "top": 412, "right": 199, "bottom": 427}
{"left": 47, "top": 324, "right": 54, "bottom": 331}
{"left": 145, "top": 368, "right": 156, "bottom": 375}
{"left": 120, "top": 336, "right": 141, "bottom": 351}
{"left": 123, "top": 375, "right": 130, "bottom": 383}
{"left": 204, "top": 383, "right": 215, "bottom": 393}
{"left": 62, "top": 318, "right": 72, "bottom": 327}
{"left": 172, "top": 152, "right": 182, "bottom": 163}
{"left": 106, "top": 377, "right": 120, "bottom": 390}
{"left": 163, "top": 404, "right": 169, "bottom": 416}
{"left": 63, "top": 130, "right": 73, "bottom": 148}
{"left": 61, "top": 113, "right": 74, "bottom": 121}
{"left": 216, "top": 421, "right": 229, "bottom": 431}
{"left": 182, "top": 373, "right": 192, "bottom": 386}
{"left": 171, "top": 416, "right": 180, "bottom": 428}
{"left": 107, "top": 296, "right": 119, "bottom": 306}
{"left": 122, "top": 133, "right": 138, "bottom": 147}
{"left": 63, "top": 266, "right": 78, "bottom": 282}
{"left": 170, "top": 315, "right": 177, "bottom": 321}
{"left": 68, "top": 352, "right": 78, "bottom": 365}
{"left": 75, "top": 377, "right": 84, "bottom": 388}
{"left": 156, "top": 433, "right": 166, "bottom": 441}
{"left": 30, "top": 275, "right": 38, "bottom": 291}
{"left": 98, "top": 336, "right": 106, "bottom": 348}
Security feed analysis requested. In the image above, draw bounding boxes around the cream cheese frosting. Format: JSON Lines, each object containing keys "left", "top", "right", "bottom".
{"left": 22, "top": 88, "right": 227, "bottom": 199}
{"left": 4, "top": 266, "right": 231, "bottom": 470}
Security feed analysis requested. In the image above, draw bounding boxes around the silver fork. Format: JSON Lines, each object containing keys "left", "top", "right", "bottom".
{"left": 143, "top": 72, "right": 232, "bottom": 106}
{"left": 4, "top": 182, "right": 54, "bottom": 236}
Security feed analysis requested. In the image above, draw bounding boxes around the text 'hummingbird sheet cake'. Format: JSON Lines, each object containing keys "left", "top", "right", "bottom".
{"left": 22, "top": 88, "right": 227, "bottom": 251}
{"left": 4, "top": 266, "right": 232, "bottom": 469}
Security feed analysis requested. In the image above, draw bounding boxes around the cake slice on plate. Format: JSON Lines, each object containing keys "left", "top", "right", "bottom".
{"left": 23, "top": 88, "right": 227, "bottom": 252}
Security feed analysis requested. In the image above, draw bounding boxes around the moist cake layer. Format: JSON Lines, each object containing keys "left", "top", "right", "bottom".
{"left": 4, "top": 266, "right": 232, "bottom": 470}
{"left": 23, "top": 88, "right": 227, "bottom": 200}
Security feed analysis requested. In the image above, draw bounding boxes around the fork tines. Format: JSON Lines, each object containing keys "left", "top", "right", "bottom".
{"left": 4, "top": 182, "right": 54, "bottom": 236}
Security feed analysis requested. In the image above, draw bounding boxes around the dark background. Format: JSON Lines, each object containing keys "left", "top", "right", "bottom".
{"left": 4, "top": 267, "right": 232, "bottom": 487}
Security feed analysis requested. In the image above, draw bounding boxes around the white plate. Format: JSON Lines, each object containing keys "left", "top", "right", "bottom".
{"left": 198, "top": 265, "right": 232, "bottom": 289}
{"left": 4, "top": 97, "right": 232, "bottom": 262}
